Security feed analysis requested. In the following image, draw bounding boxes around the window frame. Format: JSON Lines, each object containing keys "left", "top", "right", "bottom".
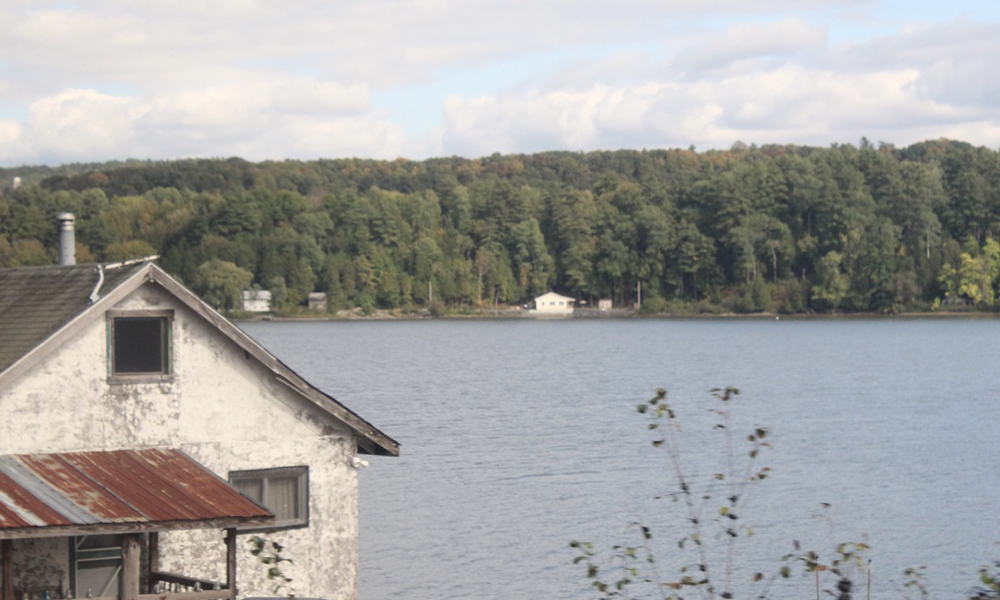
{"left": 69, "top": 534, "right": 124, "bottom": 599}
{"left": 229, "top": 466, "right": 309, "bottom": 531}
{"left": 107, "top": 310, "right": 173, "bottom": 383}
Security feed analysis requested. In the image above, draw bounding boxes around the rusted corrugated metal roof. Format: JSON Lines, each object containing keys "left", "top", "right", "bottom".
{"left": 0, "top": 448, "right": 272, "bottom": 538}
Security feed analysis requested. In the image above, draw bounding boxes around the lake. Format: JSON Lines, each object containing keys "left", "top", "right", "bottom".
{"left": 239, "top": 317, "right": 1000, "bottom": 600}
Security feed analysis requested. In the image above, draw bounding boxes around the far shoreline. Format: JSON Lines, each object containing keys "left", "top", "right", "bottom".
{"left": 233, "top": 308, "right": 1000, "bottom": 322}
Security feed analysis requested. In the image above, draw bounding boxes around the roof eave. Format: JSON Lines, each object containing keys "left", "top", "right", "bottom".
{"left": 147, "top": 267, "right": 400, "bottom": 457}
{"left": 0, "top": 515, "right": 276, "bottom": 540}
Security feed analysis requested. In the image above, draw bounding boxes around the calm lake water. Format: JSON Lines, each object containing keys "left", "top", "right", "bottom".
{"left": 239, "top": 318, "right": 1000, "bottom": 600}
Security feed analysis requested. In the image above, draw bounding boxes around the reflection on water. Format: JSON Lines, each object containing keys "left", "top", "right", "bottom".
{"left": 240, "top": 318, "right": 1000, "bottom": 600}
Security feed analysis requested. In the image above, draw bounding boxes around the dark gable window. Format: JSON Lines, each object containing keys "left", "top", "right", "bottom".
{"left": 230, "top": 466, "right": 309, "bottom": 530}
{"left": 108, "top": 311, "right": 172, "bottom": 377}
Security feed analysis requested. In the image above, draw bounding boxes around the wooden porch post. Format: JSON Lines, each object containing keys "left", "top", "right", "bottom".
{"left": 225, "top": 529, "right": 237, "bottom": 600}
{"left": 120, "top": 534, "right": 141, "bottom": 600}
{"left": 2, "top": 539, "right": 12, "bottom": 600}
{"left": 147, "top": 533, "right": 159, "bottom": 593}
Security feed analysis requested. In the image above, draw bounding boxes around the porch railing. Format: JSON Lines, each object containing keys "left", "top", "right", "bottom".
{"left": 151, "top": 572, "right": 225, "bottom": 593}
{"left": 142, "top": 571, "right": 231, "bottom": 600}
{"left": 1, "top": 531, "right": 239, "bottom": 600}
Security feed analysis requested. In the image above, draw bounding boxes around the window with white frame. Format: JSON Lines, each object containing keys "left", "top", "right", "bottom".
{"left": 230, "top": 466, "right": 309, "bottom": 530}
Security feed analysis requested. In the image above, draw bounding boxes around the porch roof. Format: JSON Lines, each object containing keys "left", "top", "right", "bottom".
{"left": 0, "top": 448, "right": 273, "bottom": 539}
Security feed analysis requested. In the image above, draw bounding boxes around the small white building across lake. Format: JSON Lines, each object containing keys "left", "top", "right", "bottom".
{"left": 240, "top": 289, "right": 272, "bottom": 312}
{"left": 530, "top": 292, "right": 575, "bottom": 315}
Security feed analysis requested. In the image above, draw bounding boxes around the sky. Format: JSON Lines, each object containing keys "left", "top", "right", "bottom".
{"left": 1, "top": 0, "right": 999, "bottom": 167}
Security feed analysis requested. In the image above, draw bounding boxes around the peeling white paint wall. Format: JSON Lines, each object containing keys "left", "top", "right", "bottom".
{"left": 9, "top": 538, "right": 67, "bottom": 597}
{"left": 0, "top": 282, "right": 363, "bottom": 600}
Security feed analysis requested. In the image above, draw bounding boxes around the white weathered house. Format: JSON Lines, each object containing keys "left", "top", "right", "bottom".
{"left": 529, "top": 291, "right": 575, "bottom": 316}
{"left": 0, "top": 253, "right": 397, "bottom": 600}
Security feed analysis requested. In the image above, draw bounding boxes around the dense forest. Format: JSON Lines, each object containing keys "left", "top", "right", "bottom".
{"left": 2, "top": 138, "right": 1000, "bottom": 314}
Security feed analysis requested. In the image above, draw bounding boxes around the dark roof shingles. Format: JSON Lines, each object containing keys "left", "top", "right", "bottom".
{"left": 0, "top": 264, "right": 146, "bottom": 373}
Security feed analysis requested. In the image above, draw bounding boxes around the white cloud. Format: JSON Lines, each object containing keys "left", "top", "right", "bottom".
{"left": 17, "top": 89, "right": 148, "bottom": 159}
{"left": 0, "top": 1, "right": 998, "bottom": 165}
{"left": 0, "top": 82, "right": 400, "bottom": 165}
{"left": 0, "top": 121, "right": 23, "bottom": 148}
{"left": 1, "top": 1, "right": 865, "bottom": 93}
{"left": 439, "top": 16, "right": 1000, "bottom": 156}
{"left": 670, "top": 18, "right": 828, "bottom": 75}
{"left": 441, "top": 54, "right": 992, "bottom": 158}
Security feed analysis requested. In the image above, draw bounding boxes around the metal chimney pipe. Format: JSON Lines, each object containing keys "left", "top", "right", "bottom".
{"left": 57, "top": 212, "right": 76, "bottom": 266}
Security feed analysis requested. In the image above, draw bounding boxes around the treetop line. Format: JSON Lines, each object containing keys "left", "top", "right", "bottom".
{"left": 1, "top": 139, "right": 998, "bottom": 314}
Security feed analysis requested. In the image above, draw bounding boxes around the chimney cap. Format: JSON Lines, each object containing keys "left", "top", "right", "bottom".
{"left": 57, "top": 212, "right": 76, "bottom": 265}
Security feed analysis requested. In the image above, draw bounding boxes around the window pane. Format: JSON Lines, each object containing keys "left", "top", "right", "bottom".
{"left": 233, "top": 478, "right": 263, "bottom": 503}
{"left": 265, "top": 477, "right": 299, "bottom": 521}
{"left": 74, "top": 535, "right": 124, "bottom": 598}
{"left": 77, "top": 558, "right": 122, "bottom": 598}
{"left": 113, "top": 318, "right": 165, "bottom": 373}
{"left": 77, "top": 534, "right": 123, "bottom": 551}
{"left": 229, "top": 467, "right": 307, "bottom": 529}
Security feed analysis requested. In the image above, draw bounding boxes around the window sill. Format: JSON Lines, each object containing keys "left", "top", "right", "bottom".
{"left": 235, "top": 520, "right": 309, "bottom": 533}
{"left": 108, "top": 373, "right": 175, "bottom": 385}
